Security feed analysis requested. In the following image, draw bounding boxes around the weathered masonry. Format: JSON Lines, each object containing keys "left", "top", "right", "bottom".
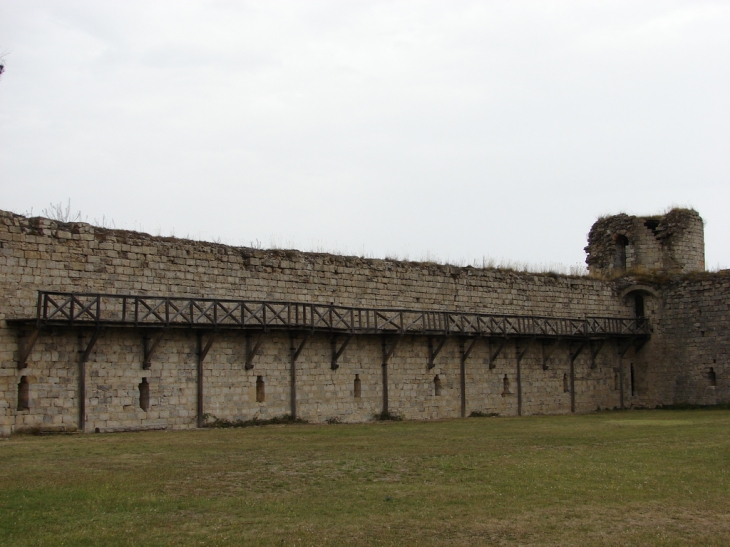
{"left": 1, "top": 208, "right": 727, "bottom": 434}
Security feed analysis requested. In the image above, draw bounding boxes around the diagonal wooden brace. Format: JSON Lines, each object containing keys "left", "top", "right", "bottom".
{"left": 382, "top": 335, "right": 401, "bottom": 365}
{"left": 589, "top": 339, "right": 605, "bottom": 369}
{"left": 198, "top": 332, "right": 216, "bottom": 363}
{"left": 461, "top": 337, "right": 479, "bottom": 364}
{"left": 569, "top": 340, "right": 587, "bottom": 363}
{"left": 291, "top": 332, "right": 311, "bottom": 363}
{"left": 245, "top": 332, "right": 264, "bottom": 370}
{"left": 17, "top": 329, "right": 40, "bottom": 369}
{"left": 515, "top": 339, "right": 533, "bottom": 362}
{"left": 618, "top": 337, "right": 635, "bottom": 358}
{"left": 80, "top": 329, "right": 102, "bottom": 364}
{"left": 143, "top": 330, "right": 166, "bottom": 370}
{"left": 633, "top": 337, "right": 648, "bottom": 353}
{"left": 488, "top": 338, "right": 507, "bottom": 369}
{"left": 427, "top": 336, "right": 448, "bottom": 369}
{"left": 331, "top": 334, "right": 352, "bottom": 370}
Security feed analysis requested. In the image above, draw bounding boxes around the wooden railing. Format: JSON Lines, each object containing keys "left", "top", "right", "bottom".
{"left": 31, "top": 291, "right": 650, "bottom": 339}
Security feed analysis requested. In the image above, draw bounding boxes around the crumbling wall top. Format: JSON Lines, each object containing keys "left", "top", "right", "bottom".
{"left": 585, "top": 208, "right": 704, "bottom": 276}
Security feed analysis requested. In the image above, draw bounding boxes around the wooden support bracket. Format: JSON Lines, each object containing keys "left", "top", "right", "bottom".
{"left": 462, "top": 337, "right": 479, "bottom": 364}
{"left": 618, "top": 337, "right": 635, "bottom": 358}
{"left": 569, "top": 340, "right": 587, "bottom": 363}
{"left": 427, "top": 336, "right": 447, "bottom": 369}
{"left": 516, "top": 339, "right": 532, "bottom": 362}
{"left": 382, "top": 335, "right": 401, "bottom": 365}
{"left": 80, "top": 329, "right": 102, "bottom": 364}
{"left": 245, "top": 333, "right": 265, "bottom": 370}
{"left": 17, "top": 329, "right": 40, "bottom": 369}
{"left": 292, "top": 332, "right": 311, "bottom": 363}
{"left": 633, "top": 337, "right": 648, "bottom": 353}
{"left": 198, "top": 333, "right": 216, "bottom": 363}
{"left": 488, "top": 338, "right": 507, "bottom": 369}
{"left": 331, "top": 334, "right": 352, "bottom": 370}
{"left": 143, "top": 330, "right": 166, "bottom": 370}
{"left": 589, "top": 339, "right": 605, "bottom": 369}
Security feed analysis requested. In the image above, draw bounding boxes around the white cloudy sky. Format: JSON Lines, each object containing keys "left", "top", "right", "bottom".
{"left": 1, "top": 1, "right": 728, "bottom": 271}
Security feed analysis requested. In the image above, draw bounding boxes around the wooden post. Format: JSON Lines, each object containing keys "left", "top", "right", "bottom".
{"left": 570, "top": 353, "right": 576, "bottom": 413}
{"left": 288, "top": 332, "right": 311, "bottom": 420}
{"left": 515, "top": 340, "right": 531, "bottom": 417}
{"left": 290, "top": 334, "right": 297, "bottom": 419}
{"left": 619, "top": 354, "right": 625, "bottom": 409}
{"left": 382, "top": 338, "right": 389, "bottom": 415}
{"left": 460, "top": 342, "right": 466, "bottom": 418}
{"left": 568, "top": 342, "right": 586, "bottom": 414}
{"left": 197, "top": 333, "right": 215, "bottom": 428}
{"left": 517, "top": 353, "right": 522, "bottom": 417}
{"left": 79, "top": 355, "right": 86, "bottom": 432}
{"left": 197, "top": 334, "right": 204, "bottom": 428}
{"left": 79, "top": 330, "right": 101, "bottom": 432}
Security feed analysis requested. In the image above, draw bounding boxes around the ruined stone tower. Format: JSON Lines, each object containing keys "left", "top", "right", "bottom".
{"left": 585, "top": 208, "right": 705, "bottom": 276}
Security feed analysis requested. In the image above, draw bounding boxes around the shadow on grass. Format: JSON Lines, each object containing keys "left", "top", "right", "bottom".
{"left": 203, "top": 414, "right": 308, "bottom": 428}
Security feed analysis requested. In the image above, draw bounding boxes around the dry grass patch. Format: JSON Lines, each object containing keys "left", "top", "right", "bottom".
{"left": 2, "top": 410, "right": 730, "bottom": 546}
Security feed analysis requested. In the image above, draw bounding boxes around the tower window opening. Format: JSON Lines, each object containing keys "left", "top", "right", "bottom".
{"left": 17, "top": 376, "right": 30, "bottom": 411}
{"left": 256, "top": 376, "right": 265, "bottom": 403}
{"left": 434, "top": 375, "right": 442, "bottom": 396}
{"left": 563, "top": 373, "right": 569, "bottom": 393}
{"left": 614, "top": 371, "right": 619, "bottom": 391}
{"left": 634, "top": 294, "right": 645, "bottom": 319}
{"left": 709, "top": 367, "right": 717, "bottom": 387}
{"left": 354, "top": 374, "right": 361, "bottom": 398}
{"left": 139, "top": 378, "right": 150, "bottom": 411}
{"left": 643, "top": 219, "right": 660, "bottom": 233}
{"left": 615, "top": 235, "right": 629, "bottom": 271}
{"left": 502, "top": 375, "right": 510, "bottom": 395}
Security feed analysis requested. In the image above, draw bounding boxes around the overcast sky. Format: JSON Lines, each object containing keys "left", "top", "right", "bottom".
{"left": 1, "top": 1, "right": 728, "bottom": 271}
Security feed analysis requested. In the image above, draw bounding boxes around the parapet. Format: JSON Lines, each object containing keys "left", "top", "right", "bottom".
{"left": 585, "top": 209, "right": 705, "bottom": 276}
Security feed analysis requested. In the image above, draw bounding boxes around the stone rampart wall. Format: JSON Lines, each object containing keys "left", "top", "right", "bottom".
{"left": 1, "top": 209, "right": 727, "bottom": 434}
{"left": 652, "top": 273, "right": 730, "bottom": 405}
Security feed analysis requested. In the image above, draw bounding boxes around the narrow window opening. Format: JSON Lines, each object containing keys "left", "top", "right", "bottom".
{"left": 256, "top": 376, "right": 265, "bottom": 403}
{"left": 354, "top": 374, "right": 361, "bottom": 398}
{"left": 17, "top": 376, "right": 30, "bottom": 411}
{"left": 643, "top": 219, "right": 660, "bottom": 234}
{"left": 613, "top": 370, "right": 619, "bottom": 391}
{"left": 709, "top": 367, "right": 717, "bottom": 387}
{"left": 614, "top": 235, "right": 629, "bottom": 271}
{"left": 563, "top": 373, "right": 569, "bottom": 393}
{"left": 502, "top": 375, "right": 510, "bottom": 395}
{"left": 630, "top": 363, "right": 635, "bottom": 396}
{"left": 139, "top": 378, "right": 150, "bottom": 412}
{"left": 634, "top": 294, "right": 645, "bottom": 320}
{"left": 434, "top": 375, "right": 442, "bottom": 396}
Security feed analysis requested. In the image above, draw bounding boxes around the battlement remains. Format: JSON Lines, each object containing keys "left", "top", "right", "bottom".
{"left": 585, "top": 208, "right": 705, "bottom": 276}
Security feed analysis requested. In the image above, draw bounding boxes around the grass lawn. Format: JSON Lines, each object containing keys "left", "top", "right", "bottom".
{"left": 1, "top": 410, "right": 730, "bottom": 546}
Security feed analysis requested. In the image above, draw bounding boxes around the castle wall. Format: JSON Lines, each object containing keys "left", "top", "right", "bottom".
{"left": 650, "top": 274, "right": 730, "bottom": 406}
{"left": 1, "top": 209, "right": 726, "bottom": 434}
